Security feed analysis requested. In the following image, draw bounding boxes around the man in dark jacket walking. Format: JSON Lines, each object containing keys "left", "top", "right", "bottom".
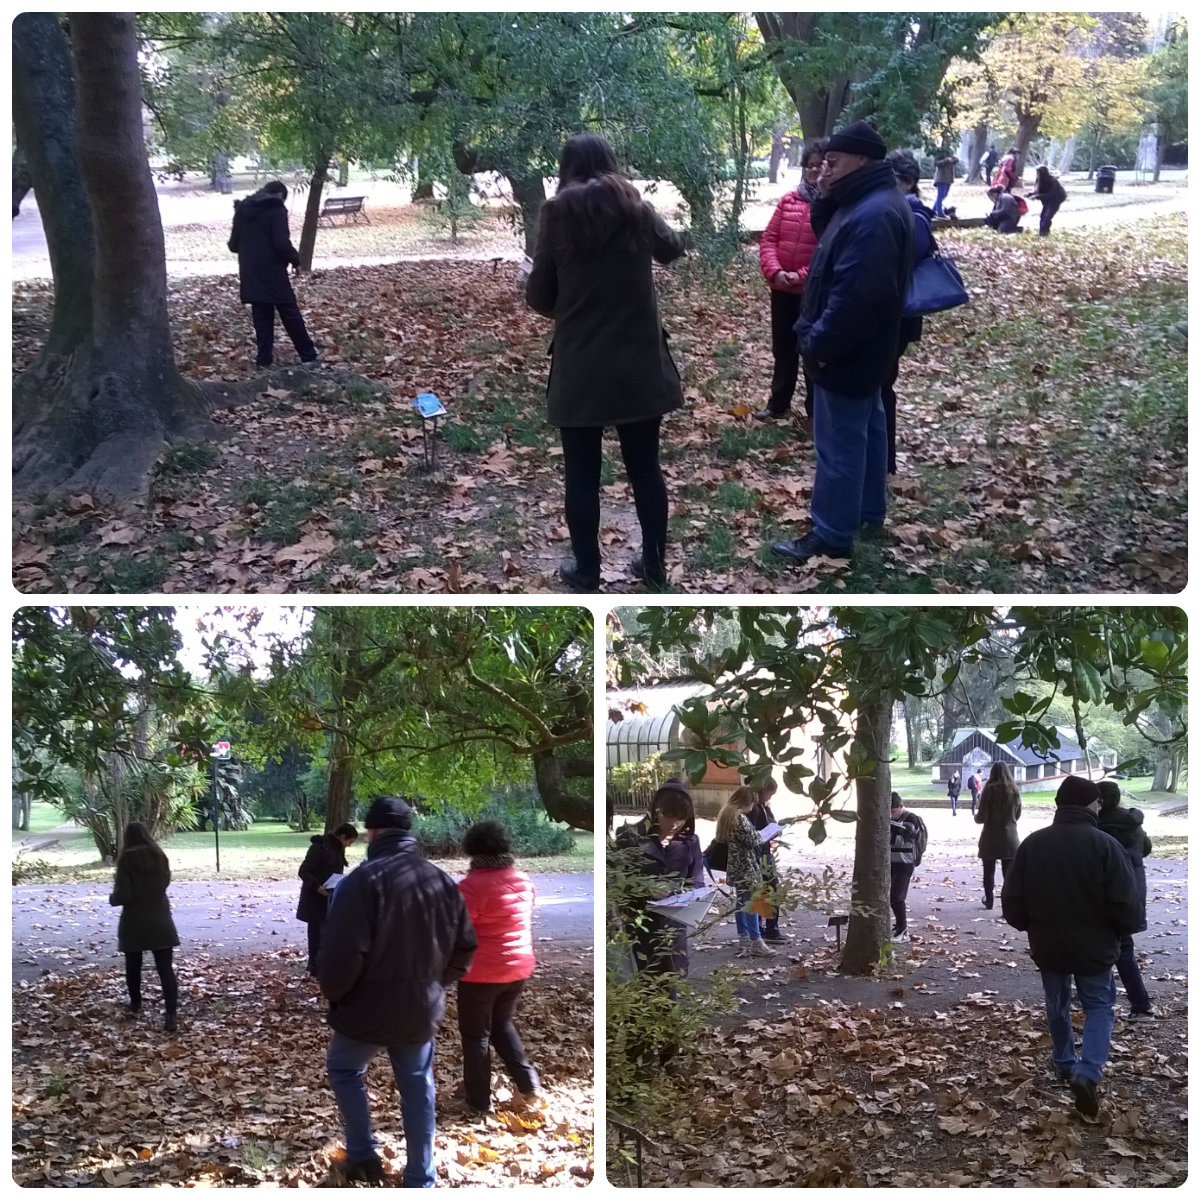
{"left": 771, "top": 120, "right": 914, "bottom": 567}
{"left": 1001, "top": 776, "right": 1140, "bottom": 1118}
{"left": 228, "top": 181, "right": 319, "bottom": 368}
{"left": 318, "top": 797, "right": 477, "bottom": 1186}
{"left": 296, "top": 822, "right": 358, "bottom": 976}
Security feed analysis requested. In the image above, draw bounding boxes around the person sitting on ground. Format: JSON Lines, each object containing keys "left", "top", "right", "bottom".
{"left": 296, "top": 822, "right": 358, "bottom": 976}
{"left": 1028, "top": 165, "right": 1068, "bottom": 237}
{"left": 975, "top": 763, "right": 1022, "bottom": 910}
{"left": 455, "top": 819, "right": 541, "bottom": 1114}
{"left": 1096, "top": 780, "right": 1155, "bottom": 1021}
{"left": 984, "top": 187, "right": 1023, "bottom": 234}
{"left": 888, "top": 793, "right": 927, "bottom": 942}
{"left": 717, "top": 786, "right": 777, "bottom": 958}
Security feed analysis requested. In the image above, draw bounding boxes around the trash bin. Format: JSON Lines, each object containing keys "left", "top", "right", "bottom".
{"left": 1095, "top": 165, "right": 1117, "bottom": 194}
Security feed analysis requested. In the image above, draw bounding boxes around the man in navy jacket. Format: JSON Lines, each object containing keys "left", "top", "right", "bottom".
{"left": 772, "top": 120, "right": 914, "bottom": 567}
{"left": 1001, "top": 775, "right": 1140, "bottom": 1119}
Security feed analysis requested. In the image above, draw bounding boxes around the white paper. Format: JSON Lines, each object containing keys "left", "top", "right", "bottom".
{"left": 647, "top": 885, "right": 718, "bottom": 931}
{"left": 323, "top": 874, "right": 344, "bottom": 890}
{"left": 758, "top": 822, "right": 784, "bottom": 843}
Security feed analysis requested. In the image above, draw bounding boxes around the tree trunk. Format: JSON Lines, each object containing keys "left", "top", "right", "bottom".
{"left": 325, "top": 742, "right": 355, "bottom": 830}
{"left": 787, "top": 136, "right": 802, "bottom": 170}
{"left": 12, "top": 146, "right": 34, "bottom": 218}
{"left": 1013, "top": 114, "right": 1041, "bottom": 184}
{"left": 768, "top": 129, "right": 785, "bottom": 183}
{"left": 902, "top": 700, "right": 919, "bottom": 768}
{"left": 966, "top": 123, "right": 988, "bottom": 183}
{"left": 297, "top": 148, "right": 331, "bottom": 272}
{"left": 13, "top": 13, "right": 213, "bottom": 500}
{"left": 1151, "top": 749, "right": 1173, "bottom": 791}
{"left": 840, "top": 695, "right": 893, "bottom": 975}
{"left": 505, "top": 170, "right": 547, "bottom": 257}
{"left": 532, "top": 750, "right": 594, "bottom": 831}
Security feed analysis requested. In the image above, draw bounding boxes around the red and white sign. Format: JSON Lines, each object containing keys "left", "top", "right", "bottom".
{"left": 212, "top": 741, "right": 232, "bottom": 760}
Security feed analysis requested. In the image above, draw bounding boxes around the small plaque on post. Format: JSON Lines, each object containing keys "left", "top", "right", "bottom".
{"left": 412, "top": 391, "right": 447, "bottom": 469}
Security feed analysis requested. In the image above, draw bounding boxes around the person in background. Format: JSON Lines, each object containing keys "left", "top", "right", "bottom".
{"left": 318, "top": 796, "right": 476, "bottom": 1187}
{"left": 882, "top": 151, "right": 934, "bottom": 475}
{"left": 297, "top": 822, "right": 359, "bottom": 976}
{"left": 756, "top": 140, "right": 825, "bottom": 422}
{"left": 1028, "top": 165, "right": 1068, "bottom": 237}
{"left": 716, "top": 786, "right": 777, "bottom": 958}
{"left": 526, "top": 132, "right": 687, "bottom": 592}
{"left": 227, "top": 180, "right": 320, "bottom": 368}
{"left": 110, "top": 822, "right": 180, "bottom": 1033}
{"left": 975, "top": 763, "right": 1022, "bottom": 910}
{"left": 967, "top": 768, "right": 984, "bottom": 816}
{"left": 932, "top": 153, "right": 958, "bottom": 216}
{"left": 947, "top": 770, "right": 962, "bottom": 817}
{"left": 992, "top": 146, "right": 1019, "bottom": 192}
{"left": 889, "top": 793, "right": 927, "bottom": 942}
{"left": 455, "top": 819, "right": 541, "bottom": 1114}
{"left": 1002, "top": 776, "right": 1140, "bottom": 1118}
{"left": 982, "top": 145, "right": 999, "bottom": 184}
{"left": 1097, "top": 781, "right": 1155, "bottom": 1021}
{"left": 749, "top": 776, "right": 786, "bottom": 943}
{"left": 984, "top": 187, "right": 1023, "bottom": 234}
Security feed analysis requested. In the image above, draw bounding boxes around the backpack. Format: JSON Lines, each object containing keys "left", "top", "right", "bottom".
{"left": 1015, "top": 195, "right": 1029, "bottom": 217}
{"left": 703, "top": 838, "right": 728, "bottom": 873}
{"left": 910, "top": 813, "right": 929, "bottom": 866}
{"left": 890, "top": 813, "right": 928, "bottom": 867}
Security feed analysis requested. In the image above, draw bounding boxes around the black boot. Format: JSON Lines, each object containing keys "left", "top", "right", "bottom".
{"left": 164, "top": 1011, "right": 177, "bottom": 1033}
{"left": 559, "top": 560, "right": 600, "bottom": 592}
{"left": 630, "top": 555, "right": 667, "bottom": 589}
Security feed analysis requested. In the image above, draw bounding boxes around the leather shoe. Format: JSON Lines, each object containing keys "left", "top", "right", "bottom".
{"left": 753, "top": 407, "right": 791, "bottom": 421}
{"left": 770, "top": 533, "right": 850, "bottom": 565}
{"left": 559, "top": 560, "right": 600, "bottom": 592}
{"left": 1070, "top": 1075, "right": 1100, "bottom": 1118}
{"left": 630, "top": 555, "right": 667, "bottom": 588}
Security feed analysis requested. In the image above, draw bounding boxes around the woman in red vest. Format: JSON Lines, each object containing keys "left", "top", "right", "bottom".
{"left": 456, "top": 819, "right": 541, "bottom": 1112}
{"left": 756, "top": 141, "right": 825, "bottom": 421}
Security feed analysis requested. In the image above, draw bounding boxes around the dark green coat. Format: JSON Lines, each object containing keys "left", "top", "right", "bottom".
{"left": 526, "top": 189, "right": 685, "bottom": 428}
{"left": 109, "top": 845, "right": 180, "bottom": 954}
{"left": 975, "top": 782, "right": 1022, "bottom": 861}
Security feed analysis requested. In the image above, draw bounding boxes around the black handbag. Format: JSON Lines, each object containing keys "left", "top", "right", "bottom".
{"left": 903, "top": 249, "right": 969, "bottom": 317}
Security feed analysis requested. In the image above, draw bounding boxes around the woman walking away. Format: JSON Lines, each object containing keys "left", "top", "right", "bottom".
{"left": 228, "top": 181, "right": 320, "bottom": 368}
{"left": 883, "top": 152, "right": 935, "bottom": 474}
{"left": 110, "top": 822, "right": 180, "bottom": 1032}
{"left": 756, "top": 141, "right": 825, "bottom": 422}
{"left": 1029, "top": 165, "right": 1067, "bottom": 237}
{"left": 297, "top": 822, "right": 358, "bottom": 976}
{"left": 456, "top": 819, "right": 541, "bottom": 1113}
{"left": 1097, "top": 781, "right": 1155, "bottom": 1020}
{"left": 976, "top": 763, "right": 1022, "bottom": 909}
{"left": 526, "top": 132, "right": 687, "bottom": 591}
{"left": 947, "top": 770, "right": 961, "bottom": 816}
{"left": 932, "top": 153, "right": 958, "bottom": 216}
{"left": 717, "top": 787, "right": 777, "bottom": 958}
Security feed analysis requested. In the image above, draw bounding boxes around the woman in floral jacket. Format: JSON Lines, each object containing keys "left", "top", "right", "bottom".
{"left": 716, "top": 787, "right": 777, "bottom": 958}
{"left": 756, "top": 141, "right": 825, "bottom": 421}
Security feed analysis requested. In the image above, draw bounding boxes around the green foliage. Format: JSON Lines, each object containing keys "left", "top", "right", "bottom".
{"left": 413, "top": 793, "right": 575, "bottom": 858}
{"left": 1148, "top": 20, "right": 1188, "bottom": 148}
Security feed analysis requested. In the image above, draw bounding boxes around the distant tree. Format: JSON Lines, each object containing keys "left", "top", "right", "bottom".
{"left": 1147, "top": 20, "right": 1188, "bottom": 181}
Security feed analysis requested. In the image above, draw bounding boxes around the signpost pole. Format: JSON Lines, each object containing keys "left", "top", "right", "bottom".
{"left": 211, "top": 741, "right": 232, "bottom": 874}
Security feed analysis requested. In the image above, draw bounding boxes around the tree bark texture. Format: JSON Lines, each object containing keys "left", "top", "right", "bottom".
{"left": 298, "top": 148, "right": 331, "bottom": 271}
{"left": 506, "top": 171, "right": 547, "bottom": 257}
{"left": 840, "top": 694, "right": 893, "bottom": 975}
{"left": 12, "top": 147, "right": 34, "bottom": 218}
{"left": 532, "top": 750, "right": 594, "bottom": 831}
{"left": 755, "top": 13, "right": 849, "bottom": 140}
{"left": 13, "top": 13, "right": 213, "bottom": 500}
{"left": 966, "top": 124, "right": 988, "bottom": 183}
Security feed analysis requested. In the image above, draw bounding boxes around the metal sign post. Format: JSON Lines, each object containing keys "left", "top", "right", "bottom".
{"left": 211, "top": 741, "right": 231, "bottom": 874}
{"left": 412, "top": 391, "right": 448, "bottom": 470}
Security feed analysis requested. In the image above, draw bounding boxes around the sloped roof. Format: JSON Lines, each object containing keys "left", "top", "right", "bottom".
{"left": 944, "top": 726, "right": 1084, "bottom": 765}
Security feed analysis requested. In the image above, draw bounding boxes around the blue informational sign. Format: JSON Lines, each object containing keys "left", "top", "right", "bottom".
{"left": 413, "top": 391, "right": 447, "bottom": 418}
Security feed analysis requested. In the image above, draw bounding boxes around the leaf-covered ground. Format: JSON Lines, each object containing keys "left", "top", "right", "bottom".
{"left": 11, "top": 951, "right": 593, "bottom": 1187}
{"left": 12, "top": 211, "right": 1186, "bottom": 594}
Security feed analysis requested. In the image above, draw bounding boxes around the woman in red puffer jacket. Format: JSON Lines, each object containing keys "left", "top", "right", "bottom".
{"left": 456, "top": 819, "right": 541, "bottom": 1113}
{"left": 757, "top": 140, "right": 825, "bottom": 421}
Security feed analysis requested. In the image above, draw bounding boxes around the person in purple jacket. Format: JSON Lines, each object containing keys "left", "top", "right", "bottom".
{"left": 631, "top": 778, "right": 703, "bottom": 977}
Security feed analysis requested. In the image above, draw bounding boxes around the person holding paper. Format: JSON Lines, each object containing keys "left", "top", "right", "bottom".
{"left": 296, "top": 822, "right": 359, "bottom": 976}
{"left": 717, "top": 787, "right": 777, "bottom": 958}
{"left": 749, "top": 778, "right": 787, "bottom": 944}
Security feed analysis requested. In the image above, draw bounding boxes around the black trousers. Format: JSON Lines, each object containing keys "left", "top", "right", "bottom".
{"left": 306, "top": 910, "right": 327, "bottom": 975}
{"left": 125, "top": 948, "right": 178, "bottom": 1013}
{"left": 981, "top": 857, "right": 1013, "bottom": 906}
{"left": 768, "top": 289, "right": 814, "bottom": 417}
{"left": 890, "top": 864, "right": 914, "bottom": 935}
{"left": 880, "top": 339, "right": 911, "bottom": 475}
{"left": 559, "top": 418, "right": 667, "bottom": 576}
{"left": 250, "top": 300, "right": 317, "bottom": 366}
{"left": 457, "top": 979, "right": 540, "bottom": 1109}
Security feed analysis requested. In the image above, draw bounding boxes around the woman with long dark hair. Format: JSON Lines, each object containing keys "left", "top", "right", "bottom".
{"left": 526, "top": 132, "right": 687, "bottom": 591}
{"left": 109, "top": 822, "right": 180, "bottom": 1031}
{"left": 975, "top": 763, "right": 1022, "bottom": 909}
{"left": 1028, "top": 165, "right": 1068, "bottom": 237}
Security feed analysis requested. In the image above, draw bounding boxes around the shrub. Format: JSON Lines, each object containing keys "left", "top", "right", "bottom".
{"left": 414, "top": 798, "right": 575, "bottom": 858}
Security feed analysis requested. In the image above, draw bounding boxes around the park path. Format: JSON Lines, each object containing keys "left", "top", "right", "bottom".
{"left": 10, "top": 872, "right": 593, "bottom": 984}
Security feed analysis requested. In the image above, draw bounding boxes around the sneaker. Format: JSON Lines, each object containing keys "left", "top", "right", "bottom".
{"left": 753, "top": 407, "right": 791, "bottom": 421}
{"left": 1123, "top": 1009, "right": 1155, "bottom": 1022}
{"left": 892, "top": 930, "right": 910, "bottom": 943}
{"left": 340, "top": 1155, "right": 385, "bottom": 1185}
{"left": 748, "top": 939, "right": 778, "bottom": 957}
{"left": 1070, "top": 1075, "right": 1100, "bottom": 1118}
{"left": 558, "top": 560, "right": 600, "bottom": 592}
{"left": 736, "top": 935, "right": 751, "bottom": 957}
{"left": 1055, "top": 1066, "right": 1075, "bottom": 1085}
{"left": 770, "top": 532, "right": 850, "bottom": 566}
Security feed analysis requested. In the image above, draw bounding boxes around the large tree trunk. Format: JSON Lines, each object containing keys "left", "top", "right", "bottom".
{"left": 966, "top": 123, "right": 988, "bottom": 183}
{"left": 505, "top": 171, "right": 547, "bottom": 257}
{"left": 768, "top": 129, "right": 785, "bottom": 183}
{"left": 12, "top": 146, "right": 34, "bottom": 218}
{"left": 840, "top": 695, "right": 893, "bottom": 975}
{"left": 1012, "top": 114, "right": 1041, "bottom": 183}
{"left": 532, "top": 750, "right": 593, "bottom": 831}
{"left": 12, "top": 13, "right": 213, "bottom": 500}
{"left": 297, "top": 148, "right": 331, "bottom": 271}
{"left": 325, "top": 742, "right": 355, "bottom": 831}
{"left": 755, "top": 13, "right": 849, "bottom": 139}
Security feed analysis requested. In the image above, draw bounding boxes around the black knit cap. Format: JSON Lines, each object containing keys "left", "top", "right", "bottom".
{"left": 826, "top": 119, "right": 887, "bottom": 160}
{"left": 1056, "top": 775, "right": 1100, "bottom": 808}
{"left": 654, "top": 777, "right": 692, "bottom": 802}
{"left": 364, "top": 795, "right": 414, "bottom": 830}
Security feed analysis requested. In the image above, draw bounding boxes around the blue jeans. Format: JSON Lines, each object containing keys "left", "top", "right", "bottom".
{"left": 326, "top": 1031, "right": 437, "bottom": 1187}
{"left": 1039, "top": 969, "right": 1116, "bottom": 1083}
{"left": 933, "top": 182, "right": 951, "bottom": 215}
{"left": 810, "top": 385, "right": 888, "bottom": 551}
{"left": 734, "top": 889, "right": 762, "bottom": 940}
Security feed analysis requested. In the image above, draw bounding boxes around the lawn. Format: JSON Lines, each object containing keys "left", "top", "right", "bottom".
{"left": 12, "top": 806, "right": 595, "bottom": 882}
{"left": 11, "top": 210, "right": 1186, "bottom": 594}
{"left": 888, "top": 764, "right": 1175, "bottom": 806}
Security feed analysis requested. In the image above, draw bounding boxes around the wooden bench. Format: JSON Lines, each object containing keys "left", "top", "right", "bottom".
{"left": 317, "top": 195, "right": 369, "bottom": 227}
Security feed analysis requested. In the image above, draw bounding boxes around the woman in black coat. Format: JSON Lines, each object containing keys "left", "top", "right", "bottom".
{"left": 228, "top": 180, "right": 319, "bottom": 368}
{"left": 975, "top": 763, "right": 1022, "bottom": 909}
{"left": 526, "top": 133, "right": 686, "bottom": 591}
{"left": 110, "top": 822, "right": 180, "bottom": 1031}
{"left": 297, "top": 823, "right": 358, "bottom": 975}
{"left": 1028, "top": 165, "right": 1068, "bottom": 238}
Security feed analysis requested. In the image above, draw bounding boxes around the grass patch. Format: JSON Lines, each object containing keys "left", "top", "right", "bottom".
{"left": 93, "top": 554, "right": 170, "bottom": 593}
{"left": 443, "top": 422, "right": 489, "bottom": 453}
{"left": 714, "top": 422, "right": 790, "bottom": 461}
{"left": 157, "top": 442, "right": 218, "bottom": 476}
{"left": 239, "top": 475, "right": 333, "bottom": 546}
{"left": 689, "top": 523, "right": 738, "bottom": 572}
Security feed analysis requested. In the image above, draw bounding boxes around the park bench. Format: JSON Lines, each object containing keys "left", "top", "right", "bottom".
{"left": 317, "top": 195, "right": 369, "bottom": 227}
